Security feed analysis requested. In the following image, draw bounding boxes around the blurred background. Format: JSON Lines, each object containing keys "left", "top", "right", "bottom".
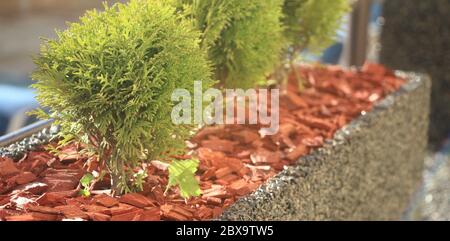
{"left": 0, "top": 0, "right": 124, "bottom": 135}
{"left": 0, "top": 0, "right": 448, "bottom": 220}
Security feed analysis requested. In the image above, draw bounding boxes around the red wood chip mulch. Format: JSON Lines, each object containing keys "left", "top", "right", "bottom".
{"left": 0, "top": 63, "right": 405, "bottom": 221}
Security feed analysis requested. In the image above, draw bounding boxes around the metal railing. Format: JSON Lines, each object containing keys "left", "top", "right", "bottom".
{"left": 0, "top": 119, "right": 53, "bottom": 147}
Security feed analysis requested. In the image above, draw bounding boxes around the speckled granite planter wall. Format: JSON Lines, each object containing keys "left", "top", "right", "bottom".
{"left": 380, "top": 0, "right": 450, "bottom": 150}
{"left": 221, "top": 72, "right": 431, "bottom": 221}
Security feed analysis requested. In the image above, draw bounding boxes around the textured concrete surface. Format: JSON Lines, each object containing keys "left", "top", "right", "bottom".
{"left": 221, "top": 72, "right": 431, "bottom": 221}
{"left": 380, "top": 0, "right": 450, "bottom": 150}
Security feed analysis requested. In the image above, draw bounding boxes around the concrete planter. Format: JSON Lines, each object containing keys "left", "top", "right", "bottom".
{"left": 221, "top": 72, "right": 431, "bottom": 221}
{"left": 0, "top": 72, "right": 431, "bottom": 221}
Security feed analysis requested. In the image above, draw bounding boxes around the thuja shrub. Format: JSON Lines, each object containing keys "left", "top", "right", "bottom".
{"left": 32, "top": 0, "right": 213, "bottom": 194}
{"left": 279, "top": 0, "right": 350, "bottom": 89}
{"left": 175, "top": 0, "right": 285, "bottom": 89}
{"left": 282, "top": 0, "right": 351, "bottom": 56}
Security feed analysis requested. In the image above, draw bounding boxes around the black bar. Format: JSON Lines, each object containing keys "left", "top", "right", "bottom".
{"left": 0, "top": 221, "right": 445, "bottom": 240}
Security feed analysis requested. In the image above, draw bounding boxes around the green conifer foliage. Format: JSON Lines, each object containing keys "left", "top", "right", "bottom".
{"left": 283, "top": 0, "right": 351, "bottom": 55}
{"left": 175, "top": 0, "right": 286, "bottom": 89}
{"left": 32, "top": 0, "right": 213, "bottom": 194}
{"left": 280, "top": 0, "right": 351, "bottom": 90}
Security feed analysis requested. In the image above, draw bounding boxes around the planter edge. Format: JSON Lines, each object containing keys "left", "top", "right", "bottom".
{"left": 220, "top": 71, "right": 431, "bottom": 221}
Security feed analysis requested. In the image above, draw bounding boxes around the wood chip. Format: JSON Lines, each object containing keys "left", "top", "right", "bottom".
{"left": 87, "top": 212, "right": 111, "bottom": 221}
{"left": 200, "top": 140, "right": 236, "bottom": 153}
{"left": 82, "top": 205, "right": 110, "bottom": 215}
{"left": 15, "top": 172, "right": 37, "bottom": 185}
{"left": 111, "top": 209, "right": 143, "bottom": 221}
{"left": 119, "top": 193, "right": 155, "bottom": 208}
{"left": 215, "top": 167, "right": 233, "bottom": 179}
{"left": 212, "top": 207, "right": 223, "bottom": 218}
{"left": 26, "top": 205, "right": 61, "bottom": 215}
{"left": 109, "top": 203, "right": 140, "bottom": 216}
{"left": 197, "top": 206, "right": 213, "bottom": 219}
{"left": 286, "top": 145, "right": 309, "bottom": 161}
{"left": 17, "top": 182, "right": 49, "bottom": 195}
{"left": 301, "top": 136, "right": 324, "bottom": 147}
{"left": 202, "top": 186, "right": 230, "bottom": 199}
{"left": 95, "top": 194, "right": 119, "bottom": 208}
{"left": 0, "top": 159, "right": 19, "bottom": 177}
{"left": 58, "top": 150, "right": 80, "bottom": 164}
{"left": 287, "top": 91, "right": 309, "bottom": 108}
{"left": 221, "top": 174, "right": 239, "bottom": 183}
{"left": 296, "top": 115, "right": 334, "bottom": 131}
{"left": 54, "top": 205, "right": 89, "bottom": 220}
{"left": 205, "top": 197, "right": 222, "bottom": 206}
{"left": 229, "top": 179, "right": 250, "bottom": 196}
{"left": 5, "top": 212, "right": 59, "bottom": 221}
{"left": 160, "top": 204, "right": 192, "bottom": 221}
{"left": 138, "top": 207, "right": 160, "bottom": 221}
{"left": 201, "top": 168, "right": 217, "bottom": 181}
{"left": 233, "top": 130, "right": 260, "bottom": 144}
{"left": 250, "top": 149, "right": 280, "bottom": 165}
{"left": 36, "top": 191, "right": 75, "bottom": 206}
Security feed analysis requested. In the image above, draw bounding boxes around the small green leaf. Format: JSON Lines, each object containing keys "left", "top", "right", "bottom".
{"left": 79, "top": 189, "right": 91, "bottom": 197}
{"left": 80, "top": 173, "right": 95, "bottom": 188}
{"left": 166, "top": 159, "right": 201, "bottom": 199}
